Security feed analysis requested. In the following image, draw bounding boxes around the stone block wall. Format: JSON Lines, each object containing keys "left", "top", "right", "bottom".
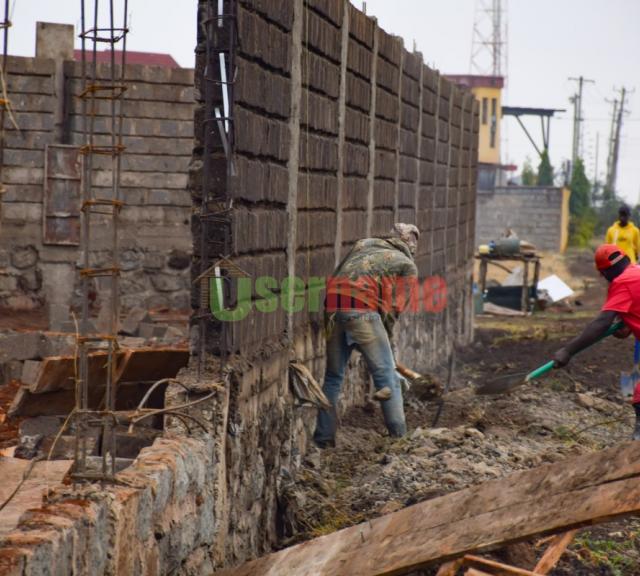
{"left": 476, "top": 186, "right": 570, "bottom": 252}
{"left": 189, "top": 0, "right": 480, "bottom": 566}
{"left": 0, "top": 47, "right": 194, "bottom": 328}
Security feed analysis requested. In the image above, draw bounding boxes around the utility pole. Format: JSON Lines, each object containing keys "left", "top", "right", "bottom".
{"left": 568, "top": 76, "right": 594, "bottom": 177}
{"left": 606, "top": 87, "right": 630, "bottom": 198}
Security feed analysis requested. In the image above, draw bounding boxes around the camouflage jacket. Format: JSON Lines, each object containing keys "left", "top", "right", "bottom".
{"left": 325, "top": 238, "right": 418, "bottom": 338}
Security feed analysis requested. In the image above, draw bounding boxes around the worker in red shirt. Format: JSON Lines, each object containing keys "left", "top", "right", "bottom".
{"left": 554, "top": 244, "right": 640, "bottom": 439}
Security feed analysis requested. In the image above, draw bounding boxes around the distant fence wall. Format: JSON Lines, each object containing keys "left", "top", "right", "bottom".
{"left": 476, "top": 186, "right": 570, "bottom": 252}
{"left": 0, "top": 46, "right": 194, "bottom": 328}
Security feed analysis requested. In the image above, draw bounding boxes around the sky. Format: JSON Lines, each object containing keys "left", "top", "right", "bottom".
{"left": 9, "top": 0, "right": 640, "bottom": 204}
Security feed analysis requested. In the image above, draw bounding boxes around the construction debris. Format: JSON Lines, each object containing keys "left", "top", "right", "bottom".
{"left": 213, "top": 441, "right": 640, "bottom": 576}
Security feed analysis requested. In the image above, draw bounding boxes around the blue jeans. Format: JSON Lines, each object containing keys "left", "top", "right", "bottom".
{"left": 313, "top": 311, "right": 407, "bottom": 445}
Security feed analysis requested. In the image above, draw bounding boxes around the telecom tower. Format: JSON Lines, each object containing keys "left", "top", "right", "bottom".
{"left": 470, "top": 0, "right": 508, "bottom": 78}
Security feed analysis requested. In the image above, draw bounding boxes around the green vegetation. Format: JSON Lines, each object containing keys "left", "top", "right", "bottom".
{"left": 536, "top": 149, "right": 554, "bottom": 186}
{"left": 569, "top": 158, "right": 597, "bottom": 247}
{"left": 573, "top": 533, "right": 639, "bottom": 576}
{"left": 521, "top": 157, "right": 536, "bottom": 185}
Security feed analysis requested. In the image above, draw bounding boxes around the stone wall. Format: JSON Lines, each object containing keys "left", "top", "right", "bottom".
{"left": 476, "top": 186, "right": 570, "bottom": 252}
{"left": 0, "top": 34, "right": 194, "bottom": 329}
{"left": 0, "top": 3, "right": 479, "bottom": 574}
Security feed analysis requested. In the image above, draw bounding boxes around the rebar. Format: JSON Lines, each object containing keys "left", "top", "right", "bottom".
{"left": 197, "top": 0, "right": 237, "bottom": 378}
{"left": 75, "top": 0, "right": 128, "bottom": 483}
{"left": 0, "top": 0, "right": 11, "bottom": 225}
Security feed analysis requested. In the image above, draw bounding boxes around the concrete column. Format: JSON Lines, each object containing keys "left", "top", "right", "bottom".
{"left": 455, "top": 93, "right": 469, "bottom": 341}
{"left": 334, "top": 1, "right": 350, "bottom": 266}
{"left": 414, "top": 58, "right": 424, "bottom": 225}
{"left": 286, "top": 0, "right": 304, "bottom": 339}
{"left": 428, "top": 73, "right": 441, "bottom": 278}
{"left": 441, "top": 87, "right": 454, "bottom": 358}
{"left": 428, "top": 73, "right": 441, "bottom": 365}
{"left": 393, "top": 47, "right": 404, "bottom": 224}
{"left": 365, "top": 22, "right": 379, "bottom": 237}
{"left": 455, "top": 93, "right": 469, "bottom": 271}
{"left": 466, "top": 99, "right": 479, "bottom": 342}
{"left": 36, "top": 22, "right": 74, "bottom": 144}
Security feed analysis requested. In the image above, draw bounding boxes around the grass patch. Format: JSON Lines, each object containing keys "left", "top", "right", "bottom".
{"left": 572, "top": 533, "right": 639, "bottom": 575}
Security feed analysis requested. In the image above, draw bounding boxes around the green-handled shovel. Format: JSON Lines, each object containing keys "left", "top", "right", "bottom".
{"left": 476, "top": 321, "right": 625, "bottom": 395}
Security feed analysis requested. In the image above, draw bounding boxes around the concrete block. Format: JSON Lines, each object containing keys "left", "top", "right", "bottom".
{"left": 348, "top": 4, "right": 375, "bottom": 47}
{"left": 376, "top": 58, "right": 400, "bottom": 95}
{"left": 0, "top": 360, "right": 22, "bottom": 385}
{"left": 402, "top": 75, "right": 420, "bottom": 108}
{"left": 35, "top": 22, "right": 74, "bottom": 60}
{"left": 302, "top": 49, "right": 341, "bottom": 99}
{"left": 120, "top": 308, "right": 152, "bottom": 336}
{"left": 374, "top": 149, "right": 397, "bottom": 179}
{"left": 20, "top": 360, "right": 42, "bottom": 387}
{"left": 303, "top": 9, "right": 342, "bottom": 63}
{"left": 377, "top": 28, "right": 402, "bottom": 65}
{"left": 375, "top": 117, "right": 399, "bottom": 150}
{"left": 138, "top": 322, "right": 168, "bottom": 340}
{"left": 375, "top": 87, "right": 400, "bottom": 123}
{"left": 242, "top": 0, "right": 295, "bottom": 30}
{"left": 238, "top": 7, "right": 291, "bottom": 73}
{"left": 345, "top": 107, "right": 369, "bottom": 144}
{"left": 344, "top": 142, "right": 369, "bottom": 176}
{"left": 347, "top": 40, "right": 373, "bottom": 79}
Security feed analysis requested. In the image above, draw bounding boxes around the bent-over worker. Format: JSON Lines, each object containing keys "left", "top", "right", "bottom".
{"left": 554, "top": 244, "right": 640, "bottom": 439}
{"left": 313, "top": 224, "right": 419, "bottom": 448}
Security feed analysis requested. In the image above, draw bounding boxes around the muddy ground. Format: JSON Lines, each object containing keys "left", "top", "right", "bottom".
{"left": 287, "top": 249, "right": 640, "bottom": 576}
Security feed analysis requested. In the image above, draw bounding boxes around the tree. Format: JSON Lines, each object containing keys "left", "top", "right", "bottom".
{"left": 568, "top": 157, "right": 596, "bottom": 247}
{"left": 569, "top": 158, "right": 590, "bottom": 217}
{"left": 521, "top": 157, "right": 536, "bottom": 185}
{"left": 537, "top": 150, "right": 554, "bottom": 186}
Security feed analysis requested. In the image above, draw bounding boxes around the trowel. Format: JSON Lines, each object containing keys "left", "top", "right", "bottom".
{"left": 477, "top": 321, "right": 625, "bottom": 395}
{"left": 620, "top": 339, "right": 640, "bottom": 401}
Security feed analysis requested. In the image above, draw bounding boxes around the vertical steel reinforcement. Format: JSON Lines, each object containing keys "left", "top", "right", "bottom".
{"left": 0, "top": 0, "right": 12, "bottom": 227}
{"left": 74, "top": 0, "right": 128, "bottom": 482}
{"left": 196, "top": 0, "right": 236, "bottom": 377}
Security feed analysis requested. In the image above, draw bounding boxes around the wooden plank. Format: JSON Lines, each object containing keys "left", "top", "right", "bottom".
{"left": 0, "top": 458, "right": 72, "bottom": 536}
{"left": 463, "top": 555, "right": 542, "bottom": 576}
{"left": 8, "top": 348, "right": 188, "bottom": 417}
{"left": 533, "top": 530, "right": 577, "bottom": 574}
{"left": 24, "top": 347, "right": 188, "bottom": 393}
{"left": 212, "top": 442, "right": 640, "bottom": 576}
{"left": 436, "top": 560, "right": 463, "bottom": 576}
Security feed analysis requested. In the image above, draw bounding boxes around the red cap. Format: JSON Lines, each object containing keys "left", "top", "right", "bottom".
{"left": 595, "top": 244, "right": 626, "bottom": 271}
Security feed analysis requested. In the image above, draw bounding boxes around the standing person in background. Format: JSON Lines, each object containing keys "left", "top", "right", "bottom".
{"left": 606, "top": 205, "right": 640, "bottom": 264}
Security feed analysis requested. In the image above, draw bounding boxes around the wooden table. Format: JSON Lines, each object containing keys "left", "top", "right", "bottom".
{"left": 476, "top": 254, "right": 541, "bottom": 313}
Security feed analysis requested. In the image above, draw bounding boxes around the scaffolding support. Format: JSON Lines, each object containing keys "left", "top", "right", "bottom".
{"left": 74, "top": 0, "right": 129, "bottom": 483}
{"left": 196, "top": 0, "right": 237, "bottom": 378}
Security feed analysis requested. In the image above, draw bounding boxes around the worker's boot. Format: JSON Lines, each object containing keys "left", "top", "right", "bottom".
{"left": 633, "top": 404, "right": 640, "bottom": 441}
{"left": 373, "top": 387, "right": 392, "bottom": 401}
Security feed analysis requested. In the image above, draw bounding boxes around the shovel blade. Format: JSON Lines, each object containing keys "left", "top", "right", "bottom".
{"left": 476, "top": 372, "right": 528, "bottom": 395}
